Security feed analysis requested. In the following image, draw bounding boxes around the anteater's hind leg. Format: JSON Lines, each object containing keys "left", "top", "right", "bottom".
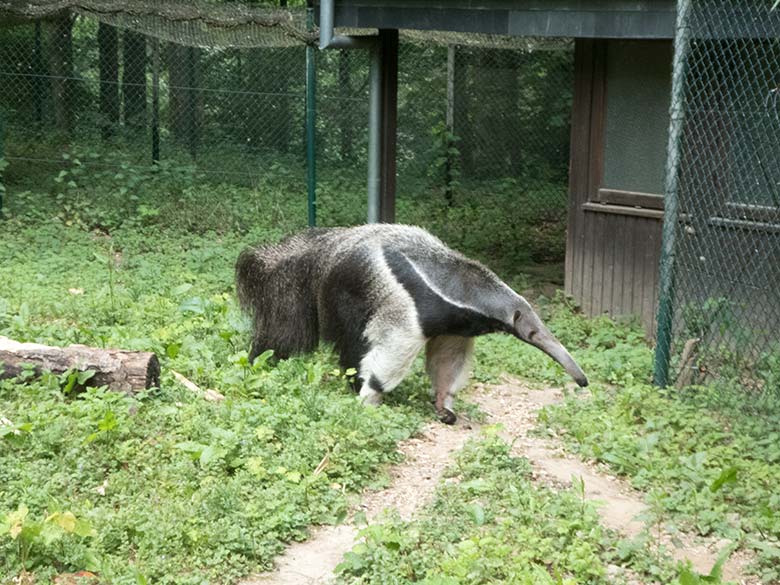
{"left": 425, "top": 336, "right": 474, "bottom": 424}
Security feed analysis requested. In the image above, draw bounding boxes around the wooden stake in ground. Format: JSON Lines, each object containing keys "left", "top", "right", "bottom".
{"left": 0, "top": 336, "right": 160, "bottom": 392}
{"left": 675, "top": 337, "right": 701, "bottom": 388}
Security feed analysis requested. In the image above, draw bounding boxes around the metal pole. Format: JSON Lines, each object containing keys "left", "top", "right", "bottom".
{"left": 445, "top": 44, "right": 455, "bottom": 204}
{"left": 306, "top": 6, "right": 317, "bottom": 227}
{"left": 378, "top": 29, "right": 398, "bottom": 223}
{"left": 317, "top": 0, "right": 384, "bottom": 223}
{"left": 653, "top": 0, "right": 692, "bottom": 387}
{"left": 319, "top": 0, "right": 334, "bottom": 49}
{"left": 319, "top": 0, "right": 376, "bottom": 50}
{"left": 151, "top": 38, "right": 160, "bottom": 164}
{"left": 367, "top": 44, "right": 382, "bottom": 223}
{"left": 0, "top": 108, "right": 4, "bottom": 215}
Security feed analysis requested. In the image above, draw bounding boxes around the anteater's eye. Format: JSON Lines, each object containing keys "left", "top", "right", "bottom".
{"left": 513, "top": 310, "right": 522, "bottom": 324}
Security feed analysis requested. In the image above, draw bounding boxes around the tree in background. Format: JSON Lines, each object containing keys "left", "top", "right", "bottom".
{"left": 245, "top": 45, "right": 297, "bottom": 154}
{"left": 338, "top": 50, "right": 354, "bottom": 161}
{"left": 122, "top": 30, "right": 147, "bottom": 128}
{"left": 167, "top": 44, "right": 200, "bottom": 157}
{"left": 456, "top": 48, "right": 521, "bottom": 179}
{"left": 44, "top": 12, "right": 74, "bottom": 134}
{"left": 98, "top": 22, "right": 119, "bottom": 139}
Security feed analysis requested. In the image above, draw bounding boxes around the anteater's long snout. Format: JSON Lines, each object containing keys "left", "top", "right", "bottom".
{"left": 514, "top": 310, "right": 588, "bottom": 387}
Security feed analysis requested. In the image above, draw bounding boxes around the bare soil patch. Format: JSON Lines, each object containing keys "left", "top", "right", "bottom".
{"left": 241, "top": 418, "right": 481, "bottom": 584}
{"left": 243, "top": 377, "right": 758, "bottom": 585}
{"left": 470, "top": 377, "right": 758, "bottom": 585}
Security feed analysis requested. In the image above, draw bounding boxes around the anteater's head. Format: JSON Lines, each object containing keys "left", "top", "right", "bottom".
{"left": 509, "top": 297, "right": 588, "bottom": 387}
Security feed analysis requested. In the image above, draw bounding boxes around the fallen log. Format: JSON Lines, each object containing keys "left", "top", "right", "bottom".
{"left": 0, "top": 336, "right": 160, "bottom": 392}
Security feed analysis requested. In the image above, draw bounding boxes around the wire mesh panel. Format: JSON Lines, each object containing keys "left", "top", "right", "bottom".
{"left": 659, "top": 0, "right": 780, "bottom": 390}
{"left": 0, "top": 2, "right": 311, "bottom": 232}
{"left": 315, "top": 47, "right": 370, "bottom": 227}
{"left": 395, "top": 39, "right": 573, "bottom": 282}
{"left": 0, "top": 2, "right": 574, "bottom": 287}
{"left": 315, "top": 36, "right": 574, "bottom": 285}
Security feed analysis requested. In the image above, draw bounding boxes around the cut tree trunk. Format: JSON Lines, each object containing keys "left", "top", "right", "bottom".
{"left": 45, "top": 12, "right": 74, "bottom": 133}
{"left": 122, "top": 30, "right": 147, "bottom": 128}
{"left": 675, "top": 337, "right": 701, "bottom": 388}
{"left": 0, "top": 337, "right": 160, "bottom": 392}
{"left": 98, "top": 22, "right": 119, "bottom": 139}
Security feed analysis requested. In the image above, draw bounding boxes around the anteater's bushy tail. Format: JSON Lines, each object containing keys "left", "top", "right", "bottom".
{"left": 235, "top": 233, "right": 324, "bottom": 360}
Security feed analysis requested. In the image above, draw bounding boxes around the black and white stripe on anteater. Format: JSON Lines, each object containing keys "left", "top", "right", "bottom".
{"left": 236, "top": 224, "right": 588, "bottom": 424}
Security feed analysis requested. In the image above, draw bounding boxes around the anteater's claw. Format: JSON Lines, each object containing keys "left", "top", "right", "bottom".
{"left": 437, "top": 408, "right": 457, "bottom": 425}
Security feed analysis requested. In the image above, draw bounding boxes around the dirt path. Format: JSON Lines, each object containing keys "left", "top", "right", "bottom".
{"left": 242, "top": 419, "right": 482, "bottom": 585}
{"left": 244, "top": 377, "right": 757, "bottom": 585}
{"left": 470, "top": 377, "right": 758, "bottom": 585}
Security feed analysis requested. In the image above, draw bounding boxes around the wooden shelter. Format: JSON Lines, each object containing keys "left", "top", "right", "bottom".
{"left": 319, "top": 0, "right": 677, "bottom": 333}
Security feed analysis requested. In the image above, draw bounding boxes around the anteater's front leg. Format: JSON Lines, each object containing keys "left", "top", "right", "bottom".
{"left": 425, "top": 336, "right": 474, "bottom": 425}
{"left": 357, "top": 319, "right": 426, "bottom": 406}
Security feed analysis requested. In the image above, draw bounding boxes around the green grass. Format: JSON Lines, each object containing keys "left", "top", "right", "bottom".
{"left": 0, "top": 157, "right": 404, "bottom": 582}
{"left": 0, "top": 146, "right": 568, "bottom": 583}
{"left": 1, "top": 367, "right": 424, "bottom": 583}
{"left": 2, "top": 138, "right": 568, "bottom": 292}
{"left": 336, "top": 301, "right": 780, "bottom": 584}
{"left": 335, "top": 433, "right": 678, "bottom": 585}
{"left": 2, "top": 148, "right": 780, "bottom": 584}
{"left": 540, "top": 383, "right": 780, "bottom": 584}
{"left": 0, "top": 217, "right": 431, "bottom": 582}
{"left": 503, "top": 303, "right": 780, "bottom": 583}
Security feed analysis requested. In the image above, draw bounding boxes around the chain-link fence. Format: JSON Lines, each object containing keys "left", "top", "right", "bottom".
{"left": 0, "top": 1, "right": 573, "bottom": 285}
{"left": 0, "top": 4, "right": 309, "bottom": 179}
{"left": 315, "top": 38, "right": 574, "bottom": 281}
{"left": 655, "top": 0, "right": 780, "bottom": 391}
{"left": 397, "top": 40, "right": 573, "bottom": 278}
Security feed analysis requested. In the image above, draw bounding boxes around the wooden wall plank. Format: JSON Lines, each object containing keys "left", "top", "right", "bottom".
{"left": 565, "top": 38, "right": 664, "bottom": 337}
{"left": 596, "top": 214, "right": 607, "bottom": 316}
{"left": 607, "top": 213, "right": 622, "bottom": 314}
{"left": 612, "top": 213, "right": 627, "bottom": 315}
{"left": 587, "top": 42, "right": 607, "bottom": 201}
{"left": 581, "top": 211, "right": 596, "bottom": 314}
{"left": 621, "top": 215, "right": 636, "bottom": 317}
{"left": 565, "top": 39, "right": 607, "bottom": 310}
{"left": 565, "top": 39, "right": 594, "bottom": 300}
{"left": 645, "top": 216, "right": 662, "bottom": 332}
{"left": 575, "top": 210, "right": 663, "bottom": 334}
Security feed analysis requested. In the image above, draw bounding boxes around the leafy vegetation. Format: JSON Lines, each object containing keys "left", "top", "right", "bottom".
{"left": 336, "top": 298, "right": 780, "bottom": 584}
{"left": 3, "top": 10, "right": 777, "bottom": 585}
{"left": 1, "top": 361, "right": 425, "bottom": 583}
{"left": 518, "top": 306, "right": 780, "bottom": 583}
{"left": 1, "top": 150, "right": 779, "bottom": 584}
{"left": 0, "top": 147, "right": 567, "bottom": 583}
{"left": 541, "top": 382, "right": 780, "bottom": 583}
{"left": 335, "top": 433, "right": 678, "bottom": 585}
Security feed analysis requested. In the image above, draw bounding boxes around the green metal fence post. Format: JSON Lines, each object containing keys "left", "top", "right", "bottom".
{"left": 151, "top": 37, "right": 160, "bottom": 164}
{"left": 0, "top": 108, "right": 5, "bottom": 216}
{"left": 653, "top": 0, "right": 692, "bottom": 387}
{"left": 306, "top": 6, "right": 317, "bottom": 227}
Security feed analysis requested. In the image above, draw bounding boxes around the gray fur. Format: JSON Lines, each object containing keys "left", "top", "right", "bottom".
{"left": 236, "top": 224, "right": 587, "bottom": 423}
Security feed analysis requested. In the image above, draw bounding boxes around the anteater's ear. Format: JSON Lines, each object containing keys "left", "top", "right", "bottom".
{"left": 513, "top": 301, "right": 588, "bottom": 387}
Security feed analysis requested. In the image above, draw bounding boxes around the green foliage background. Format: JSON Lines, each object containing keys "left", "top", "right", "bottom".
{"left": 0, "top": 8, "right": 779, "bottom": 584}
